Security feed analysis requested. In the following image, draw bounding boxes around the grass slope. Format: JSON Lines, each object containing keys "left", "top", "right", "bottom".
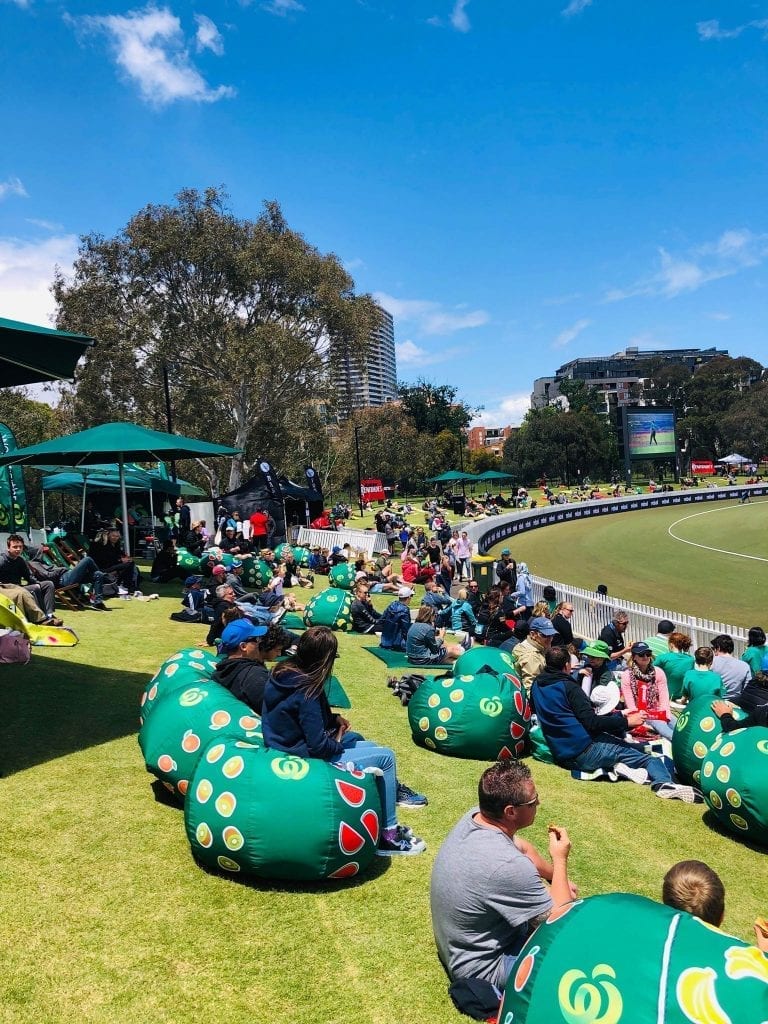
{"left": 1, "top": 573, "right": 766, "bottom": 1023}
{"left": 489, "top": 499, "right": 768, "bottom": 627}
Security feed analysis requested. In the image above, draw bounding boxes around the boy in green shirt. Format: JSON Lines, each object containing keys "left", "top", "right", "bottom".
{"left": 681, "top": 646, "right": 725, "bottom": 702}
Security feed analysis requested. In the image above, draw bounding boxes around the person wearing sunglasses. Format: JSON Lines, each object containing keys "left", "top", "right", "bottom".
{"left": 430, "top": 758, "right": 575, "bottom": 995}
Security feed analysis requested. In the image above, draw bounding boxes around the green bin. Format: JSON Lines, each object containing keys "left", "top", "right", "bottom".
{"left": 471, "top": 555, "right": 494, "bottom": 597}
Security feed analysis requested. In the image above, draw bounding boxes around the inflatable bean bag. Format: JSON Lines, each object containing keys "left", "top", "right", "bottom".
{"left": 453, "top": 645, "right": 520, "bottom": 681}
{"left": 328, "top": 562, "right": 356, "bottom": 590}
{"left": 139, "top": 647, "right": 220, "bottom": 726}
{"left": 0, "top": 591, "right": 78, "bottom": 647}
{"left": 293, "top": 546, "right": 311, "bottom": 567}
{"left": 274, "top": 543, "right": 292, "bottom": 561}
{"left": 185, "top": 739, "right": 381, "bottom": 881}
{"left": 175, "top": 547, "right": 200, "bottom": 572}
{"left": 499, "top": 893, "right": 768, "bottom": 1024}
{"left": 239, "top": 558, "right": 273, "bottom": 589}
{"left": 700, "top": 726, "right": 768, "bottom": 846}
{"left": 303, "top": 588, "right": 353, "bottom": 631}
{"left": 672, "top": 696, "right": 749, "bottom": 786}
{"left": 408, "top": 670, "right": 530, "bottom": 760}
{"left": 138, "top": 679, "right": 262, "bottom": 800}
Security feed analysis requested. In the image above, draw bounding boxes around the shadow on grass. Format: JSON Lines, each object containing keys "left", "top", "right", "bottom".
{"left": 149, "top": 780, "right": 392, "bottom": 891}
{"left": 0, "top": 658, "right": 145, "bottom": 776}
{"left": 701, "top": 808, "right": 768, "bottom": 853}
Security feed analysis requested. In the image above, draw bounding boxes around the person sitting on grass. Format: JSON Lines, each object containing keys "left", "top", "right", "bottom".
{"left": 599, "top": 608, "right": 633, "bottom": 666}
{"left": 89, "top": 527, "right": 141, "bottom": 594}
{"left": 379, "top": 587, "right": 414, "bottom": 652}
{"left": 662, "top": 860, "right": 768, "bottom": 953}
{"left": 711, "top": 634, "right": 752, "bottom": 700}
{"left": 421, "top": 578, "right": 453, "bottom": 622}
{"left": 741, "top": 626, "right": 768, "bottom": 678}
{"left": 477, "top": 586, "right": 514, "bottom": 648}
{"left": 350, "top": 581, "right": 382, "bottom": 634}
{"left": 532, "top": 647, "right": 699, "bottom": 801}
{"left": 514, "top": 616, "right": 557, "bottom": 690}
{"left": 653, "top": 631, "right": 694, "bottom": 701}
{"left": 406, "top": 605, "right": 464, "bottom": 666}
{"left": 262, "top": 626, "right": 428, "bottom": 856}
{"left": 430, "top": 759, "right": 575, "bottom": 996}
{"left": 680, "top": 646, "right": 725, "bottom": 702}
{"left": 450, "top": 587, "right": 478, "bottom": 648}
{"left": 401, "top": 548, "right": 436, "bottom": 586}
{"left": 619, "top": 642, "right": 674, "bottom": 741}
{"left": 169, "top": 576, "right": 207, "bottom": 623}
{"left": 0, "top": 582, "right": 65, "bottom": 628}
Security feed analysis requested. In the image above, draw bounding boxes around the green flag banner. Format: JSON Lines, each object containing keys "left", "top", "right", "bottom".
{"left": 0, "top": 422, "right": 28, "bottom": 535}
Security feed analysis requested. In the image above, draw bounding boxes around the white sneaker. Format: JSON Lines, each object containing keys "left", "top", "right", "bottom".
{"left": 613, "top": 763, "right": 649, "bottom": 785}
{"left": 654, "top": 783, "right": 702, "bottom": 803}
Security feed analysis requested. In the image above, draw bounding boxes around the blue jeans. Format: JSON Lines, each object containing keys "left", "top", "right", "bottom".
{"left": 562, "top": 733, "right": 672, "bottom": 784}
{"left": 649, "top": 719, "right": 675, "bottom": 741}
{"left": 61, "top": 556, "right": 105, "bottom": 600}
{"left": 340, "top": 735, "right": 398, "bottom": 829}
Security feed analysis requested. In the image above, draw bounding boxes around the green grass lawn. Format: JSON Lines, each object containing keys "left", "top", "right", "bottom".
{"left": 1, "top": 569, "right": 767, "bottom": 1023}
{"left": 487, "top": 498, "right": 768, "bottom": 628}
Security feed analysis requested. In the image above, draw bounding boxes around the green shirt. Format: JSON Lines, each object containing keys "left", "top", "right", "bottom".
{"left": 681, "top": 669, "right": 725, "bottom": 702}
{"left": 741, "top": 645, "right": 766, "bottom": 677}
{"left": 654, "top": 651, "right": 695, "bottom": 700}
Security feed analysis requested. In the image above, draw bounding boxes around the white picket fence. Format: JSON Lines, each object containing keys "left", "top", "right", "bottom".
{"left": 530, "top": 575, "right": 749, "bottom": 655}
{"left": 294, "top": 526, "right": 388, "bottom": 558}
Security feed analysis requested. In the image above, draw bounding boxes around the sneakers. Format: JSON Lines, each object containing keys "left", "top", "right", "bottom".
{"left": 44, "top": 615, "right": 64, "bottom": 627}
{"left": 653, "top": 783, "right": 703, "bottom": 804}
{"left": 396, "top": 782, "right": 429, "bottom": 808}
{"left": 89, "top": 597, "right": 108, "bottom": 610}
{"left": 613, "top": 763, "right": 649, "bottom": 786}
{"left": 376, "top": 830, "right": 427, "bottom": 856}
{"left": 460, "top": 633, "right": 473, "bottom": 651}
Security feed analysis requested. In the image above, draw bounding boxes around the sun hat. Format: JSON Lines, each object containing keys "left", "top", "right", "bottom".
{"left": 220, "top": 620, "right": 268, "bottom": 651}
{"left": 590, "top": 681, "right": 621, "bottom": 715}
{"left": 582, "top": 639, "right": 612, "bottom": 659}
{"left": 529, "top": 616, "right": 557, "bottom": 636}
{"left": 398, "top": 586, "right": 415, "bottom": 599}
{"left": 631, "top": 641, "right": 653, "bottom": 656}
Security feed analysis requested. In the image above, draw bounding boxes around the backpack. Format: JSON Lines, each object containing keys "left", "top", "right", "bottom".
{"left": 0, "top": 630, "right": 32, "bottom": 665}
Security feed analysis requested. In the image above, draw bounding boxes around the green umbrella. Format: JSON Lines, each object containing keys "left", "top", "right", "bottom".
{"left": 426, "top": 470, "right": 479, "bottom": 482}
{"left": 0, "top": 316, "right": 95, "bottom": 387}
{"left": 0, "top": 422, "right": 239, "bottom": 553}
{"left": 476, "top": 469, "right": 515, "bottom": 481}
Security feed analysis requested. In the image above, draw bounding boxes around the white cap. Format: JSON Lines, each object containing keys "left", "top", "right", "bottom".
{"left": 398, "top": 586, "right": 414, "bottom": 599}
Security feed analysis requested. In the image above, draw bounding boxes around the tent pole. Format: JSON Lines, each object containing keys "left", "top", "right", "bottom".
{"left": 149, "top": 488, "right": 155, "bottom": 541}
{"left": 80, "top": 474, "right": 87, "bottom": 534}
{"left": 119, "top": 455, "right": 130, "bottom": 555}
{"left": 41, "top": 488, "right": 46, "bottom": 531}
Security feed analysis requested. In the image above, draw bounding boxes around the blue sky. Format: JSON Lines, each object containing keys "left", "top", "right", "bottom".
{"left": 2, "top": 0, "right": 767, "bottom": 425}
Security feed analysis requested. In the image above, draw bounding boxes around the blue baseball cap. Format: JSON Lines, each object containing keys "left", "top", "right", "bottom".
{"left": 529, "top": 616, "right": 557, "bottom": 636}
{"left": 220, "top": 619, "right": 268, "bottom": 651}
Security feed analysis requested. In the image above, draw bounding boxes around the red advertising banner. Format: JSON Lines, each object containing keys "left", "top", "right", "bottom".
{"left": 360, "top": 478, "right": 386, "bottom": 501}
{"left": 691, "top": 460, "right": 715, "bottom": 475}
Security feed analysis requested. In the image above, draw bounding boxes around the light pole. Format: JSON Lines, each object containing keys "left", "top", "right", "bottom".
{"left": 354, "top": 424, "right": 364, "bottom": 518}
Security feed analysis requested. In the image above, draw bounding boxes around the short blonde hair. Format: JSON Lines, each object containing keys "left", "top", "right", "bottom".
{"left": 662, "top": 861, "right": 724, "bottom": 925}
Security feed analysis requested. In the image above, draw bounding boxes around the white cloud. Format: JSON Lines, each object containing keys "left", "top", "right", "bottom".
{"left": 604, "top": 229, "right": 768, "bottom": 302}
{"left": 77, "top": 5, "right": 235, "bottom": 106}
{"left": 553, "top": 317, "right": 592, "bottom": 349}
{"left": 706, "top": 311, "right": 731, "bottom": 321}
{"left": 697, "top": 18, "right": 768, "bottom": 41}
{"left": 26, "top": 218, "right": 64, "bottom": 231}
{"left": 395, "top": 338, "right": 463, "bottom": 368}
{"left": 0, "top": 176, "right": 28, "bottom": 200}
{"left": 262, "top": 0, "right": 304, "bottom": 15}
{"left": 562, "top": 0, "right": 593, "bottom": 17}
{"left": 374, "top": 290, "right": 489, "bottom": 335}
{"left": 450, "top": 0, "right": 470, "bottom": 32}
{"left": 2, "top": 0, "right": 32, "bottom": 7}
{"left": 472, "top": 392, "right": 530, "bottom": 428}
{"left": 0, "top": 234, "right": 78, "bottom": 326}
{"left": 543, "top": 291, "right": 582, "bottom": 306}
{"left": 194, "top": 13, "right": 224, "bottom": 55}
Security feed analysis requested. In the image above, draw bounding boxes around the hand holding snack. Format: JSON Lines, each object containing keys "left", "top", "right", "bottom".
{"left": 754, "top": 916, "right": 768, "bottom": 953}
{"left": 547, "top": 823, "right": 571, "bottom": 860}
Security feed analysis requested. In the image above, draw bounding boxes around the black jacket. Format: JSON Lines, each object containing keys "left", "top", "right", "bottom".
{"left": 214, "top": 657, "right": 269, "bottom": 714}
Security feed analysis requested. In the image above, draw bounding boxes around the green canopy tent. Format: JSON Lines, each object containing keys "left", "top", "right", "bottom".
{"left": 476, "top": 469, "right": 515, "bottom": 482}
{"left": 0, "top": 317, "right": 95, "bottom": 387}
{"left": 0, "top": 423, "right": 240, "bottom": 554}
{"left": 425, "top": 470, "right": 479, "bottom": 483}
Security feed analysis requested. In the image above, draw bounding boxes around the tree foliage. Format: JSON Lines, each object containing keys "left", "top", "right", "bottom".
{"left": 502, "top": 406, "right": 615, "bottom": 484}
{"left": 53, "top": 187, "right": 379, "bottom": 492}
{"left": 397, "top": 379, "right": 477, "bottom": 435}
{"left": 0, "top": 390, "right": 64, "bottom": 525}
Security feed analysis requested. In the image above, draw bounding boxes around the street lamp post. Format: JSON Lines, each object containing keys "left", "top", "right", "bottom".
{"left": 354, "top": 424, "right": 364, "bottom": 518}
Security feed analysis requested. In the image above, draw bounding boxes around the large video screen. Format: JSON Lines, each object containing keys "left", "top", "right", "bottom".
{"left": 626, "top": 409, "right": 676, "bottom": 458}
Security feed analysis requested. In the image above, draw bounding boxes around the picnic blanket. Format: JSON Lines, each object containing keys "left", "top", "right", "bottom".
{"left": 364, "top": 646, "right": 451, "bottom": 672}
{"left": 281, "top": 612, "right": 306, "bottom": 631}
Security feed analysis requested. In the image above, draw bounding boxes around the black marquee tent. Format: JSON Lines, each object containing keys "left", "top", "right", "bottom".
{"left": 218, "top": 474, "right": 324, "bottom": 545}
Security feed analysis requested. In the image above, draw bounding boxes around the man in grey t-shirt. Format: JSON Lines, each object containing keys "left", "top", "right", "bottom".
{"left": 430, "top": 760, "right": 575, "bottom": 992}
{"left": 711, "top": 634, "right": 751, "bottom": 700}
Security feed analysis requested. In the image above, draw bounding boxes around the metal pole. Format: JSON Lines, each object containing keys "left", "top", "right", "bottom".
{"left": 458, "top": 432, "right": 466, "bottom": 498}
{"left": 162, "top": 362, "right": 177, "bottom": 482}
{"left": 80, "top": 474, "right": 87, "bottom": 534}
{"left": 119, "top": 454, "right": 130, "bottom": 556}
{"left": 354, "top": 424, "right": 364, "bottom": 517}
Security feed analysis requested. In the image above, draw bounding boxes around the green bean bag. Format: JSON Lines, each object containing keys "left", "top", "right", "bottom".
{"left": 139, "top": 647, "right": 220, "bottom": 726}
{"left": 138, "top": 678, "right": 262, "bottom": 800}
{"left": 274, "top": 542, "right": 292, "bottom": 561}
{"left": 499, "top": 893, "right": 768, "bottom": 1024}
{"left": 239, "top": 558, "right": 273, "bottom": 589}
{"left": 185, "top": 739, "right": 381, "bottom": 881}
{"left": 700, "top": 726, "right": 768, "bottom": 846}
{"left": 454, "top": 645, "right": 520, "bottom": 681}
{"left": 293, "top": 546, "right": 311, "bottom": 567}
{"left": 175, "top": 547, "right": 200, "bottom": 572}
{"left": 303, "top": 588, "right": 353, "bottom": 631}
{"left": 407, "top": 670, "right": 530, "bottom": 760}
{"left": 329, "top": 562, "right": 356, "bottom": 590}
{"left": 671, "top": 696, "right": 749, "bottom": 786}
